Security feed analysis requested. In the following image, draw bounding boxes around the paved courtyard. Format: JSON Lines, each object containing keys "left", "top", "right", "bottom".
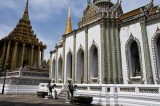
{"left": 0, "top": 95, "right": 97, "bottom": 106}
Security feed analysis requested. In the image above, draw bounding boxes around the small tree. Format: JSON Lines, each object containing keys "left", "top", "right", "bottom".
{"left": 47, "top": 59, "right": 50, "bottom": 69}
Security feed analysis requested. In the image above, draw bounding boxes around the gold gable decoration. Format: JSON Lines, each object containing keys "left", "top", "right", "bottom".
{"left": 82, "top": 6, "right": 97, "bottom": 21}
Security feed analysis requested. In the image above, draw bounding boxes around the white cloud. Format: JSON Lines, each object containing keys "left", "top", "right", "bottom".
{"left": 37, "top": 33, "right": 59, "bottom": 60}
{"left": 28, "top": 0, "right": 87, "bottom": 21}
{"left": 29, "top": 0, "right": 68, "bottom": 20}
{"left": 0, "top": 24, "right": 13, "bottom": 39}
{"left": 0, "top": 0, "right": 17, "bottom": 9}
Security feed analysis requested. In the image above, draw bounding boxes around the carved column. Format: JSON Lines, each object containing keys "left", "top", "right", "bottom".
{"left": 2, "top": 42, "right": 6, "bottom": 61}
{"left": 37, "top": 46, "right": 40, "bottom": 66}
{"left": 111, "top": 19, "right": 117, "bottom": 84}
{"left": 73, "top": 32, "right": 76, "bottom": 83}
{"left": 100, "top": 20, "right": 106, "bottom": 84}
{"left": 41, "top": 48, "right": 44, "bottom": 63}
{"left": 55, "top": 46, "right": 58, "bottom": 83}
{"left": 140, "top": 21, "right": 154, "bottom": 84}
{"left": 84, "top": 28, "right": 88, "bottom": 84}
{"left": 49, "top": 53, "right": 52, "bottom": 79}
{"left": 4, "top": 41, "right": 11, "bottom": 69}
{"left": 11, "top": 42, "right": 18, "bottom": 69}
{"left": 106, "top": 19, "right": 111, "bottom": 84}
{"left": 34, "top": 48, "right": 37, "bottom": 66}
{"left": 20, "top": 43, "right": 25, "bottom": 67}
{"left": 115, "top": 19, "right": 123, "bottom": 84}
{"left": 31, "top": 45, "right": 34, "bottom": 66}
{"left": 62, "top": 38, "right": 66, "bottom": 83}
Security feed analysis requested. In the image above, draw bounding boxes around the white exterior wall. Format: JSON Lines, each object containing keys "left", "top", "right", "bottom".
{"left": 120, "top": 23, "right": 147, "bottom": 84}
{"left": 64, "top": 35, "right": 74, "bottom": 83}
{"left": 88, "top": 25, "right": 102, "bottom": 83}
{"left": 56, "top": 47, "right": 63, "bottom": 79}
{"left": 57, "top": 47, "right": 63, "bottom": 59}
{"left": 51, "top": 52, "right": 56, "bottom": 80}
{"left": 146, "top": 22, "right": 160, "bottom": 84}
{"left": 76, "top": 31, "right": 85, "bottom": 81}
{"left": 76, "top": 31, "right": 85, "bottom": 52}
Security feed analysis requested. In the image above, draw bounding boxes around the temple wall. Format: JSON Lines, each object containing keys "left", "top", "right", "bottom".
{"left": 57, "top": 47, "right": 63, "bottom": 59}
{"left": 76, "top": 31, "right": 85, "bottom": 52}
{"left": 75, "top": 31, "right": 85, "bottom": 82}
{"left": 88, "top": 25, "right": 102, "bottom": 83}
{"left": 56, "top": 47, "right": 63, "bottom": 82}
{"left": 120, "top": 23, "right": 147, "bottom": 84}
{"left": 64, "top": 35, "right": 74, "bottom": 83}
{"left": 51, "top": 52, "right": 56, "bottom": 80}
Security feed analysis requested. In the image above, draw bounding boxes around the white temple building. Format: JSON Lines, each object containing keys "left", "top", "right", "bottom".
{"left": 50, "top": 0, "right": 160, "bottom": 85}
{"left": 42, "top": 0, "right": 160, "bottom": 105}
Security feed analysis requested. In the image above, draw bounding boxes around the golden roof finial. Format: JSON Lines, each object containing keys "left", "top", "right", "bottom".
{"left": 64, "top": 4, "right": 72, "bottom": 35}
{"left": 22, "top": 0, "right": 29, "bottom": 21}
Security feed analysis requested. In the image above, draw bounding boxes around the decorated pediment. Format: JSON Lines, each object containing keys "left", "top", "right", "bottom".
{"left": 82, "top": 5, "right": 97, "bottom": 21}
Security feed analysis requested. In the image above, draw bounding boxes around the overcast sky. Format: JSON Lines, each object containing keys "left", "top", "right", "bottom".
{"left": 0, "top": 0, "right": 160, "bottom": 60}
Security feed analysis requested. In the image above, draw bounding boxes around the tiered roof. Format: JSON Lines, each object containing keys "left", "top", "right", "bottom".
{"left": 0, "top": 0, "right": 46, "bottom": 48}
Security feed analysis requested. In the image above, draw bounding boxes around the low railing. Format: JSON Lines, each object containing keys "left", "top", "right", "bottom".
{"left": 37, "top": 83, "right": 160, "bottom": 105}
{"left": 38, "top": 83, "right": 160, "bottom": 95}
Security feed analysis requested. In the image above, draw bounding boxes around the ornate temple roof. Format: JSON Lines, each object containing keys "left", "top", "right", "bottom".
{"left": 79, "top": 0, "right": 123, "bottom": 28}
{"left": 0, "top": 0, "right": 46, "bottom": 48}
{"left": 120, "top": 0, "right": 159, "bottom": 21}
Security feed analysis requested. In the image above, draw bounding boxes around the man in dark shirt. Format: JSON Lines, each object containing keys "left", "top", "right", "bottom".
{"left": 68, "top": 81, "right": 74, "bottom": 99}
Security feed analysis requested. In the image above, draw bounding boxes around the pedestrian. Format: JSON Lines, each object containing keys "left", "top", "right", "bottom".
{"left": 47, "top": 80, "right": 52, "bottom": 96}
{"left": 68, "top": 81, "right": 74, "bottom": 99}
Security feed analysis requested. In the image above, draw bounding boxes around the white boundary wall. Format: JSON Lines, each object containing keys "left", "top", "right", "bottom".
{"left": 0, "top": 84, "right": 38, "bottom": 95}
{"left": 39, "top": 83, "right": 160, "bottom": 106}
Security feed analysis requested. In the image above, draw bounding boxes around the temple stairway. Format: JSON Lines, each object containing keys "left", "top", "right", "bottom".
{"left": 58, "top": 90, "right": 69, "bottom": 100}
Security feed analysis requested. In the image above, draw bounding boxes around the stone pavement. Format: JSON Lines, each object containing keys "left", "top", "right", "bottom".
{"left": 0, "top": 95, "right": 97, "bottom": 106}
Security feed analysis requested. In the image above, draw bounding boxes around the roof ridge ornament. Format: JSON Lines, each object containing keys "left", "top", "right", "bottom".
{"left": 94, "top": 0, "right": 111, "bottom": 4}
{"left": 88, "top": 1, "right": 100, "bottom": 12}
{"left": 140, "top": 0, "right": 154, "bottom": 18}
{"left": 22, "top": 0, "right": 29, "bottom": 21}
{"left": 109, "top": 0, "right": 122, "bottom": 12}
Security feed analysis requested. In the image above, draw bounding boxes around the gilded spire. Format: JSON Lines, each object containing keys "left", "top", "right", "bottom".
{"left": 22, "top": 0, "right": 29, "bottom": 21}
{"left": 64, "top": 5, "right": 72, "bottom": 35}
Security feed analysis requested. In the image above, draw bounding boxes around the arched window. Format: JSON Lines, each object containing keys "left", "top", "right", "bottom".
{"left": 77, "top": 49, "right": 84, "bottom": 84}
{"left": 128, "top": 41, "right": 141, "bottom": 77}
{"left": 52, "top": 59, "right": 56, "bottom": 82}
{"left": 154, "top": 35, "right": 160, "bottom": 77}
{"left": 58, "top": 57, "right": 62, "bottom": 83}
{"left": 89, "top": 45, "right": 98, "bottom": 79}
{"left": 66, "top": 52, "right": 72, "bottom": 80}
